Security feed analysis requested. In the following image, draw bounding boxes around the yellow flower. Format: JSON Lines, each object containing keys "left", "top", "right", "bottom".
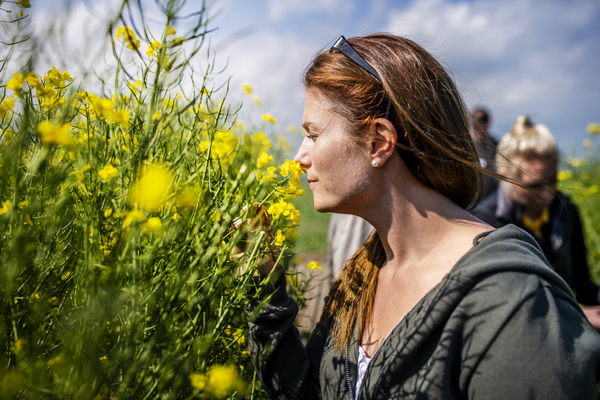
{"left": 242, "top": 83, "right": 252, "bottom": 94}
{"left": 274, "top": 230, "right": 285, "bottom": 246}
{"left": 128, "top": 164, "right": 173, "bottom": 211}
{"left": 583, "top": 139, "right": 593, "bottom": 148}
{"left": 70, "top": 164, "right": 91, "bottom": 181}
{"left": 252, "top": 95, "right": 261, "bottom": 106}
{"left": 23, "top": 73, "right": 40, "bottom": 89}
{"left": 206, "top": 365, "right": 245, "bottom": 397}
{"left": 17, "top": 200, "right": 28, "bottom": 209}
{"left": 257, "top": 151, "right": 273, "bottom": 169}
{"left": 108, "top": 109, "right": 130, "bottom": 129}
{"left": 48, "top": 297, "right": 58, "bottom": 305}
{"left": 152, "top": 111, "right": 162, "bottom": 120}
{"left": 287, "top": 124, "right": 298, "bottom": 134}
{"left": 98, "top": 164, "right": 118, "bottom": 182}
{"left": 122, "top": 209, "right": 144, "bottom": 229}
{"left": 190, "top": 373, "right": 207, "bottom": 390}
{"left": 104, "top": 208, "right": 113, "bottom": 217}
{"left": 587, "top": 123, "right": 600, "bottom": 135}
{"left": 176, "top": 186, "right": 200, "bottom": 210}
{"left": 116, "top": 26, "right": 140, "bottom": 51}
{"left": 163, "top": 98, "right": 176, "bottom": 108}
{"left": 0, "top": 98, "right": 15, "bottom": 116}
{"left": 165, "top": 26, "right": 177, "bottom": 36}
{"left": 0, "top": 200, "right": 11, "bottom": 215}
{"left": 569, "top": 158, "right": 582, "bottom": 168}
{"left": 141, "top": 217, "right": 162, "bottom": 233}
{"left": 47, "top": 354, "right": 63, "bottom": 367}
{"left": 16, "top": 0, "right": 31, "bottom": 8}
{"left": 267, "top": 200, "right": 300, "bottom": 224}
{"left": 252, "top": 132, "right": 272, "bottom": 149}
{"left": 38, "top": 121, "right": 72, "bottom": 146}
{"left": 589, "top": 185, "right": 598, "bottom": 194}
{"left": 146, "top": 40, "right": 161, "bottom": 57}
{"left": 261, "top": 113, "right": 277, "bottom": 124}
{"left": 557, "top": 170, "right": 572, "bottom": 181}
{"left": 61, "top": 271, "right": 71, "bottom": 280}
{"left": 23, "top": 215, "right": 32, "bottom": 225}
{"left": 208, "top": 130, "right": 237, "bottom": 158}
{"left": 35, "top": 84, "right": 56, "bottom": 100}
{"left": 278, "top": 159, "right": 305, "bottom": 188}
{"left": 7, "top": 73, "right": 24, "bottom": 97}
{"left": 278, "top": 186, "right": 304, "bottom": 199}
{"left": 45, "top": 66, "right": 73, "bottom": 89}
{"left": 307, "top": 261, "right": 321, "bottom": 270}
{"left": 29, "top": 292, "right": 39, "bottom": 301}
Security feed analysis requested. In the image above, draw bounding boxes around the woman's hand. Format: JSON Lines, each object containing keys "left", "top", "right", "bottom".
{"left": 231, "top": 204, "right": 277, "bottom": 276}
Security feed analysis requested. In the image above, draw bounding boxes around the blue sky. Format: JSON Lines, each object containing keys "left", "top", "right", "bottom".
{"left": 19, "top": 0, "right": 600, "bottom": 153}
{"left": 207, "top": 0, "right": 600, "bottom": 153}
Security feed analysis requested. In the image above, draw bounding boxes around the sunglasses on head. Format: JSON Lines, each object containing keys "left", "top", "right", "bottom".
{"left": 330, "top": 35, "right": 393, "bottom": 120}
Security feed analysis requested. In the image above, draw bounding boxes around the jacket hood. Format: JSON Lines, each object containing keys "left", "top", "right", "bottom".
{"left": 451, "top": 224, "right": 575, "bottom": 303}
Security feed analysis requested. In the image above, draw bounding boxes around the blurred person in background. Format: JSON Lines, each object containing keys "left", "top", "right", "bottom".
{"left": 471, "top": 107, "right": 498, "bottom": 199}
{"left": 472, "top": 115, "right": 600, "bottom": 328}
{"left": 327, "top": 214, "right": 372, "bottom": 282}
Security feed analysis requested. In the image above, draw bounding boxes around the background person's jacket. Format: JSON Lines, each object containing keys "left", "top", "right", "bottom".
{"left": 247, "top": 225, "right": 600, "bottom": 399}
{"left": 472, "top": 189, "right": 600, "bottom": 305}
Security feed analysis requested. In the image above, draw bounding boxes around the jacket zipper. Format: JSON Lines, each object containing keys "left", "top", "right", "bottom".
{"left": 345, "top": 283, "right": 439, "bottom": 400}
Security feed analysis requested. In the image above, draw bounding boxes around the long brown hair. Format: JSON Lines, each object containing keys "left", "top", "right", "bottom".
{"left": 304, "top": 33, "right": 486, "bottom": 351}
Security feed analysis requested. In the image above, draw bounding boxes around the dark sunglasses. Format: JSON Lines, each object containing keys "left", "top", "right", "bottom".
{"left": 330, "top": 35, "right": 393, "bottom": 120}
{"left": 521, "top": 176, "right": 558, "bottom": 191}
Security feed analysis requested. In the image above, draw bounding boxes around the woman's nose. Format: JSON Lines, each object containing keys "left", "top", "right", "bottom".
{"left": 293, "top": 138, "right": 311, "bottom": 169}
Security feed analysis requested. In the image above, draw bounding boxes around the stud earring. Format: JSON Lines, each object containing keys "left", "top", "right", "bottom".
{"left": 372, "top": 160, "right": 379, "bottom": 167}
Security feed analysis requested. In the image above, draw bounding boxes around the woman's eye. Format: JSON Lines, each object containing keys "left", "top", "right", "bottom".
{"left": 305, "top": 134, "right": 317, "bottom": 141}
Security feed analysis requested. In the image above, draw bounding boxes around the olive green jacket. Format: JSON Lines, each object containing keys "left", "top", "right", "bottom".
{"left": 248, "top": 225, "right": 600, "bottom": 399}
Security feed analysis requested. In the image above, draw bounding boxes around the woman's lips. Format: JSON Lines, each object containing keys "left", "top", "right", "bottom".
{"left": 308, "top": 179, "right": 316, "bottom": 190}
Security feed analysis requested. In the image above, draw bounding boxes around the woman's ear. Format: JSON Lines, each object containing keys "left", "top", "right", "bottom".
{"left": 368, "top": 118, "right": 398, "bottom": 167}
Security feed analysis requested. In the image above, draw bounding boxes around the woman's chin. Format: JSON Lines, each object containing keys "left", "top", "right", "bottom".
{"left": 312, "top": 198, "right": 336, "bottom": 214}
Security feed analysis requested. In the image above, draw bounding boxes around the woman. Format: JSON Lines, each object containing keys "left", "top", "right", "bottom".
{"left": 246, "top": 34, "right": 600, "bottom": 399}
{"left": 472, "top": 116, "right": 600, "bottom": 328}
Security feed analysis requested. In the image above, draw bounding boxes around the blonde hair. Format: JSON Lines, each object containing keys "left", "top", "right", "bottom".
{"left": 496, "top": 115, "right": 558, "bottom": 179}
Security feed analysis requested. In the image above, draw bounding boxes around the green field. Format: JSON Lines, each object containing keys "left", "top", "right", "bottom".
{"left": 292, "top": 182, "right": 330, "bottom": 254}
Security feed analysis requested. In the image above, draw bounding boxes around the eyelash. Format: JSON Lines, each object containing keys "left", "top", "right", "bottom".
{"left": 305, "top": 134, "right": 317, "bottom": 141}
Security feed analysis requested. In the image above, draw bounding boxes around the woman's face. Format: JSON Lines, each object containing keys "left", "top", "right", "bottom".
{"left": 294, "top": 90, "right": 373, "bottom": 213}
{"left": 508, "top": 156, "right": 557, "bottom": 212}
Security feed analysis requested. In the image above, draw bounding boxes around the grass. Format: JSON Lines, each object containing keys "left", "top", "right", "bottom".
{"left": 292, "top": 182, "right": 330, "bottom": 254}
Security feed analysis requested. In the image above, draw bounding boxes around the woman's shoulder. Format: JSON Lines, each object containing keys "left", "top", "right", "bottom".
{"left": 451, "top": 224, "right": 571, "bottom": 292}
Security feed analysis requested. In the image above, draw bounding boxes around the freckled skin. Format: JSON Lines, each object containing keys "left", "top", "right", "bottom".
{"left": 294, "top": 90, "right": 374, "bottom": 214}
{"left": 294, "top": 89, "right": 492, "bottom": 358}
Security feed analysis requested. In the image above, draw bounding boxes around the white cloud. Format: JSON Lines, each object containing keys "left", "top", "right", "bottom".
{"left": 211, "top": 28, "right": 317, "bottom": 132}
{"left": 386, "top": 0, "right": 600, "bottom": 146}
{"left": 267, "top": 0, "right": 354, "bottom": 22}
{"left": 13, "top": 0, "right": 597, "bottom": 151}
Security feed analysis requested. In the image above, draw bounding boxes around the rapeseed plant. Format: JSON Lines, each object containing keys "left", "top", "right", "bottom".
{"left": 0, "top": 1, "right": 310, "bottom": 398}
